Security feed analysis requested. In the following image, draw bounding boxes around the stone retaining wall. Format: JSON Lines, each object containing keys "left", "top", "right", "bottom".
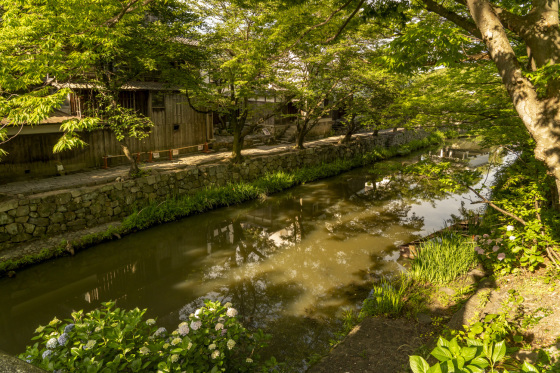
{"left": 0, "top": 131, "right": 427, "bottom": 251}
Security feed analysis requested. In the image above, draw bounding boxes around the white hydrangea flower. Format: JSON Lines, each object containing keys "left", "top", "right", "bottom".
{"left": 171, "top": 337, "right": 182, "bottom": 346}
{"left": 507, "top": 225, "right": 514, "bottom": 231}
{"left": 178, "top": 322, "right": 190, "bottom": 336}
{"left": 146, "top": 319, "right": 156, "bottom": 326}
{"left": 509, "top": 236, "right": 516, "bottom": 241}
{"left": 226, "top": 308, "right": 238, "bottom": 317}
{"left": 194, "top": 309, "right": 202, "bottom": 318}
{"left": 139, "top": 347, "right": 150, "bottom": 355}
{"left": 209, "top": 343, "right": 216, "bottom": 350}
{"left": 171, "top": 354, "right": 179, "bottom": 363}
{"left": 227, "top": 339, "right": 236, "bottom": 350}
{"left": 187, "top": 342, "right": 193, "bottom": 350}
{"left": 246, "top": 358, "right": 253, "bottom": 363}
{"left": 224, "top": 302, "right": 232, "bottom": 308}
{"left": 211, "top": 350, "right": 220, "bottom": 359}
{"left": 215, "top": 323, "right": 224, "bottom": 331}
{"left": 163, "top": 343, "right": 170, "bottom": 349}
{"left": 190, "top": 321, "right": 202, "bottom": 331}
{"left": 46, "top": 338, "right": 58, "bottom": 350}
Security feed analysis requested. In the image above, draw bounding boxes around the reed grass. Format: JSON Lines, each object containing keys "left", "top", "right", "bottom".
{"left": 409, "top": 233, "right": 478, "bottom": 284}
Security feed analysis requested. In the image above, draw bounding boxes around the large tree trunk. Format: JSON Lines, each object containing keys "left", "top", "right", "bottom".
{"left": 465, "top": 0, "right": 560, "bottom": 205}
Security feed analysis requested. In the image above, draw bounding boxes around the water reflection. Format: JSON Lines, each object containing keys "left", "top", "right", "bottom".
{"left": 0, "top": 142, "right": 502, "bottom": 371}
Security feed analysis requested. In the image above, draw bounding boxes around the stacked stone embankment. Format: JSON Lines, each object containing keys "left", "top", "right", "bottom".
{"left": 0, "top": 130, "right": 427, "bottom": 251}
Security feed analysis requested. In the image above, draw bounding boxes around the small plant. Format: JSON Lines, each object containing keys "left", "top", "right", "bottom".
{"left": 410, "top": 337, "right": 539, "bottom": 373}
{"left": 409, "top": 234, "right": 479, "bottom": 284}
{"left": 359, "top": 276, "right": 410, "bottom": 318}
{"left": 19, "top": 301, "right": 271, "bottom": 372}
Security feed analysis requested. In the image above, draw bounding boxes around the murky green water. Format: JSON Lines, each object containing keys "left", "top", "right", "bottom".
{"left": 0, "top": 141, "right": 505, "bottom": 371}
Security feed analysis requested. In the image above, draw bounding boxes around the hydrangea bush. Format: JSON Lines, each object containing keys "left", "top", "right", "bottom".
{"left": 19, "top": 301, "right": 271, "bottom": 372}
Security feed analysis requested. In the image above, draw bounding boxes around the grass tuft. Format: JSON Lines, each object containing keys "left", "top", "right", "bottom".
{"left": 409, "top": 233, "right": 478, "bottom": 284}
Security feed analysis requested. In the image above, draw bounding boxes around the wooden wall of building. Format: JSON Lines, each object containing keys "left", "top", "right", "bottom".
{"left": 0, "top": 93, "right": 211, "bottom": 183}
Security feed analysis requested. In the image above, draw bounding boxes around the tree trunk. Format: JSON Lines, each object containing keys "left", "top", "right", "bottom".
{"left": 295, "top": 129, "right": 306, "bottom": 149}
{"left": 464, "top": 0, "right": 560, "bottom": 204}
{"left": 120, "top": 142, "right": 139, "bottom": 177}
{"left": 339, "top": 131, "right": 353, "bottom": 144}
{"left": 373, "top": 129, "right": 379, "bottom": 136}
{"left": 231, "top": 120, "right": 244, "bottom": 163}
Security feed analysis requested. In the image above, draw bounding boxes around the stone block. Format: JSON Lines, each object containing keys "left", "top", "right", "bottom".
{"left": 19, "top": 199, "right": 30, "bottom": 206}
{"left": 38, "top": 203, "right": 57, "bottom": 217}
{"left": 82, "top": 192, "right": 99, "bottom": 202}
{"left": 47, "top": 224, "right": 61, "bottom": 235}
{"left": 56, "top": 193, "right": 72, "bottom": 204}
{"left": 23, "top": 223, "right": 35, "bottom": 234}
{"left": 29, "top": 204, "right": 37, "bottom": 212}
{"left": 146, "top": 176, "right": 157, "bottom": 185}
{"left": 15, "top": 216, "right": 29, "bottom": 223}
{"left": 33, "top": 226, "right": 47, "bottom": 236}
{"left": 50, "top": 212, "right": 65, "bottom": 224}
{"left": 0, "top": 213, "right": 14, "bottom": 225}
{"left": 100, "top": 185, "right": 114, "bottom": 192}
{"left": 11, "top": 233, "right": 32, "bottom": 243}
{"left": 56, "top": 205, "right": 68, "bottom": 212}
{"left": 0, "top": 200, "right": 18, "bottom": 213}
{"left": 29, "top": 217, "right": 50, "bottom": 226}
{"left": 90, "top": 203, "right": 103, "bottom": 215}
{"left": 115, "top": 182, "right": 123, "bottom": 191}
{"left": 29, "top": 212, "right": 39, "bottom": 218}
{"left": 71, "top": 189, "right": 84, "bottom": 198}
{"left": 113, "top": 207, "right": 122, "bottom": 216}
{"left": 5, "top": 223, "right": 21, "bottom": 235}
{"left": 0, "top": 233, "right": 10, "bottom": 243}
{"left": 67, "top": 219, "right": 86, "bottom": 228}
{"left": 65, "top": 211, "right": 76, "bottom": 221}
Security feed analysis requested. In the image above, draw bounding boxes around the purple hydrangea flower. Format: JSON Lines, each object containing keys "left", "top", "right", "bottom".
{"left": 64, "top": 324, "right": 75, "bottom": 333}
{"left": 57, "top": 333, "right": 69, "bottom": 346}
{"left": 42, "top": 350, "right": 52, "bottom": 360}
{"left": 153, "top": 327, "right": 167, "bottom": 338}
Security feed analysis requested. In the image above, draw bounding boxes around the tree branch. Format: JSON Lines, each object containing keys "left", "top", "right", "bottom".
{"left": 325, "top": 0, "right": 366, "bottom": 43}
{"left": 468, "top": 186, "right": 527, "bottom": 225}
{"left": 421, "top": 0, "right": 482, "bottom": 39}
{"left": 104, "top": 0, "right": 155, "bottom": 27}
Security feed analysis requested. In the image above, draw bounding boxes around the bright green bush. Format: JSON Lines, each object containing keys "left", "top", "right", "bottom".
{"left": 19, "top": 301, "right": 270, "bottom": 372}
{"left": 409, "top": 234, "right": 479, "bottom": 284}
{"left": 409, "top": 337, "right": 539, "bottom": 373}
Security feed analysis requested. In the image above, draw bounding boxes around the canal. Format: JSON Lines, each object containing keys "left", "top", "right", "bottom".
{"left": 0, "top": 141, "right": 507, "bottom": 371}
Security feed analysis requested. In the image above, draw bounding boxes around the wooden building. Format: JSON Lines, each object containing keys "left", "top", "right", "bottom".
{"left": 1, "top": 82, "right": 212, "bottom": 183}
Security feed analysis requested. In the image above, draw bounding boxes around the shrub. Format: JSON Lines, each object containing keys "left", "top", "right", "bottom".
{"left": 409, "top": 233, "right": 479, "bottom": 284}
{"left": 19, "top": 301, "right": 270, "bottom": 372}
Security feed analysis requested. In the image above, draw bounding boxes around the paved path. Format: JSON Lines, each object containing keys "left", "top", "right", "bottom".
{"left": 0, "top": 132, "right": 380, "bottom": 197}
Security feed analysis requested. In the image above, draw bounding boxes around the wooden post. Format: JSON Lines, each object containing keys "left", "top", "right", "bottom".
{"left": 103, "top": 156, "right": 108, "bottom": 169}
{"left": 148, "top": 152, "right": 153, "bottom": 163}
{"left": 136, "top": 153, "right": 140, "bottom": 162}
{"left": 169, "top": 149, "right": 173, "bottom": 160}
{"left": 203, "top": 142, "right": 211, "bottom": 153}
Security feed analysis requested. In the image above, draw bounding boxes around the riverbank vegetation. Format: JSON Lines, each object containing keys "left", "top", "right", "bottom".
{"left": 0, "top": 133, "right": 443, "bottom": 277}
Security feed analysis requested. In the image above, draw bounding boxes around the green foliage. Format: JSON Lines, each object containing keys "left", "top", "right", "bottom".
{"left": 477, "top": 150, "right": 560, "bottom": 273}
{"left": 359, "top": 276, "right": 410, "bottom": 318}
{"left": 409, "top": 234, "right": 479, "bottom": 284}
{"left": 410, "top": 337, "right": 539, "bottom": 373}
{"left": 19, "top": 301, "right": 270, "bottom": 372}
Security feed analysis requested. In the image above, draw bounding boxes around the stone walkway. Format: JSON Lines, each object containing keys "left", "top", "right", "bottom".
{"left": 0, "top": 132, "right": 381, "bottom": 197}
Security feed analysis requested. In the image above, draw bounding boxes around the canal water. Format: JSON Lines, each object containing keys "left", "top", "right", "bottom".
{"left": 0, "top": 141, "right": 507, "bottom": 370}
